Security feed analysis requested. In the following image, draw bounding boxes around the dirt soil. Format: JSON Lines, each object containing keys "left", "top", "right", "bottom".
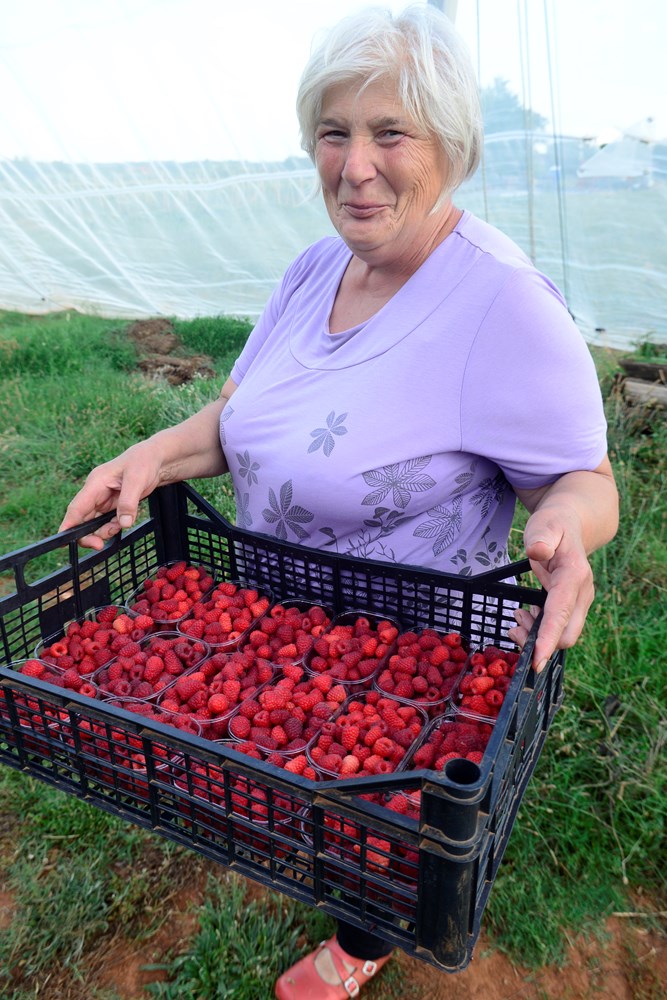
{"left": 4, "top": 868, "right": 659, "bottom": 1000}
{"left": 126, "top": 318, "right": 216, "bottom": 384}
{"left": 92, "top": 897, "right": 667, "bottom": 1000}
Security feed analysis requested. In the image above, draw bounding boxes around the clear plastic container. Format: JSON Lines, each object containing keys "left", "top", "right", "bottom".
{"left": 93, "top": 630, "right": 210, "bottom": 701}
{"left": 239, "top": 598, "right": 334, "bottom": 668}
{"left": 302, "top": 609, "right": 401, "bottom": 690}
{"left": 306, "top": 690, "right": 428, "bottom": 780}
{"left": 176, "top": 578, "right": 273, "bottom": 651}
{"left": 35, "top": 605, "right": 153, "bottom": 675}
{"left": 373, "top": 626, "right": 469, "bottom": 719}
{"left": 124, "top": 561, "right": 218, "bottom": 627}
{"left": 401, "top": 708, "right": 497, "bottom": 771}
{"left": 448, "top": 643, "right": 520, "bottom": 722}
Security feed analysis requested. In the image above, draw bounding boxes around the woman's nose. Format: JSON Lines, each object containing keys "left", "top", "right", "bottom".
{"left": 341, "top": 137, "right": 377, "bottom": 185}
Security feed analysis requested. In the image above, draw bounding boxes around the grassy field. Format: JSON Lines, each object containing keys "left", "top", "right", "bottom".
{"left": 0, "top": 310, "right": 665, "bottom": 999}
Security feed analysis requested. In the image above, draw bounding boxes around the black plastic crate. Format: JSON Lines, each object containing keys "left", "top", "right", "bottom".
{"left": 0, "top": 483, "right": 564, "bottom": 972}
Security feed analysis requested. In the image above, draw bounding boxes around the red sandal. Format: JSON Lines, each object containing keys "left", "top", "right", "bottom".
{"left": 274, "top": 935, "right": 392, "bottom": 999}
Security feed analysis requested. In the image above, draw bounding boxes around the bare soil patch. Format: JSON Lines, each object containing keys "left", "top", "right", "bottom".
{"left": 126, "top": 318, "right": 216, "bottom": 384}
{"left": 38, "top": 870, "right": 667, "bottom": 1000}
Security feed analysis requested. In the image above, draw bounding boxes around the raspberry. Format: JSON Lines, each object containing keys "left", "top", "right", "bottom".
{"left": 284, "top": 756, "right": 308, "bottom": 775}
{"left": 261, "top": 688, "right": 290, "bottom": 711}
{"left": 412, "top": 744, "right": 436, "bottom": 768}
{"left": 118, "top": 641, "right": 141, "bottom": 658}
{"left": 467, "top": 695, "right": 492, "bottom": 716}
{"left": 230, "top": 715, "right": 251, "bottom": 738}
{"left": 485, "top": 689, "right": 505, "bottom": 710}
{"left": 207, "top": 693, "right": 230, "bottom": 715}
{"left": 271, "top": 725, "right": 288, "bottom": 746}
{"left": 174, "top": 672, "right": 205, "bottom": 701}
{"left": 283, "top": 717, "right": 304, "bottom": 740}
{"left": 340, "top": 724, "right": 360, "bottom": 751}
{"left": 372, "top": 736, "right": 395, "bottom": 758}
{"left": 363, "top": 725, "right": 384, "bottom": 748}
{"left": 360, "top": 637, "right": 378, "bottom": 657}
{"left": 489, "top": 654, "right": 510, "bottom": 675}
{"left": 340, "top": 755, "right": 360, "bottom": 775}
{"left": 453, "top": 731, "right": 482, "bottom": 754}
{"left": 20, "top": 659, "right": 45, "bottom": 677}
{"left": 238, "top": 698, "right": 261, "bottom": 719}
{"left": 319, "top": 754, "right": 343, "bottom": 773}
{"left": 180, "top": 619, "right": 205, "bottom": 639}
{"left": 222, "top": 679, "right": 242, "bottom": 703}
{"left": 96, "top": 606, "right": 119, "bottom": 624}
{"left": 470, "top": 675, "right": 494, "bottom": 695}
{"left": 62, "top": 668, "right": 81, "bottom": 689}
{"left": 429, "top": 645, "right": 450, "bottom": 667}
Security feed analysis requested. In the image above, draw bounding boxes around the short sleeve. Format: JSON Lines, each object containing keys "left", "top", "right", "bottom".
{"left": 460, "top": 268, "right": 608, "bottom": 490}
{"left": 230, "top": 239, "right": 335, "bottom": 385}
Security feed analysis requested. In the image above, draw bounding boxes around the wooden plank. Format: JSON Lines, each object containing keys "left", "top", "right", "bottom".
{"left": 622, "top": 378, "right": 667, "bottom": 409}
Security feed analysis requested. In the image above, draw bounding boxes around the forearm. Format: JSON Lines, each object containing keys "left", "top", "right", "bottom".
{"left": 516, "top": 458, "right": 619, "bottom": 556}
{"left": 151, "top": 397, "right": 229, "bottom": 485}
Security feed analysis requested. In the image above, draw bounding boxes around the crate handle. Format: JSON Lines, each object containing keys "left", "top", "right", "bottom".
{"left": 0, "top": 511, "right": 115, "bottom": 574}
{"left": 470, "top": 558, "right": 532, "bottom": 582}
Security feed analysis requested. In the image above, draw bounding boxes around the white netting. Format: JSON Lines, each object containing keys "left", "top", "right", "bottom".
{"left": 1, "top": 0, "right": 665, "bottom": 350}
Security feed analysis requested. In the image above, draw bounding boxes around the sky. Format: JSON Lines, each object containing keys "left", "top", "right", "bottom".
{"left": 0, "top": 0, "right": 665, "bottom": 163}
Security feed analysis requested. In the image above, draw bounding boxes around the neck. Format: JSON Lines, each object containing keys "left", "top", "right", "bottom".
{"left": 351, "top": 202, "right": 463, "bottom": 291}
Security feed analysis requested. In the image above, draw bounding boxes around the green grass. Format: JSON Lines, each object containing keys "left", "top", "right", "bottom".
{"left": 0, "top": 768, "right": 200, "bottom": 996}
{"left": 0, "top": 312, "right": 665, "bottom": 995}
{"left": 144, "top": 874, "right": 334, "bottom": 1000}
{"left": 0, "top": 310, "right": 244, "bottom": 574}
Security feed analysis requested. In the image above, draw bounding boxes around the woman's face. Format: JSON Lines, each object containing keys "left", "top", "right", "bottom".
{"left": 315, "top": 78, "right": 450, "bottom": 269}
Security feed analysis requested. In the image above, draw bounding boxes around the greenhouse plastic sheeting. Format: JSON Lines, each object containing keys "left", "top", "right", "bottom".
{"left": 1, "top": 0, "right": 665, "bottom": 350}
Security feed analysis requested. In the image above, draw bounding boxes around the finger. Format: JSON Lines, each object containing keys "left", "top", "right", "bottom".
{"left": 111, "top": 464, "right": 154, "bottom": 529}
{"left": 506, "top": 624, "right": 529, "bottom": 649}
{"left": 58, "top": 484, "right": 118, "bottom": 534}
{"left": 531, "top": 587, "right": 579, "bottom": 671}
{"left": 67, "top": 517, "right": 123, "bottom": 551}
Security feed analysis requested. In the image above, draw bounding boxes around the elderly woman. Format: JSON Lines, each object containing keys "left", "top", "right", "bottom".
{"left": 60, "top": 5, "right": 618, "bottom": 998}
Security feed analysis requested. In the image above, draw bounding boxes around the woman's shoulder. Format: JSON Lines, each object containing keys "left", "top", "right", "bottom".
{"left": 455, "top": 210, "right": 533, "bottom": 269}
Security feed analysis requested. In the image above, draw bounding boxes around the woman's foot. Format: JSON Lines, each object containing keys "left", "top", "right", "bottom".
{"left": 274, "top": 935, "right": 392, "bottom": 999}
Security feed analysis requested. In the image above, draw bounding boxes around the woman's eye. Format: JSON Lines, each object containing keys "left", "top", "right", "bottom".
{"left": 377, "top": 129, "right": 403, "bottom": 142}
{"left": 318, "top": 129, "right": 347, "bottom": 142}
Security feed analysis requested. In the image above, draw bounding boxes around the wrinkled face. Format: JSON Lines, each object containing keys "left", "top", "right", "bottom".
{"left": 315, "top": 77, "right": 449, "bottom": 267}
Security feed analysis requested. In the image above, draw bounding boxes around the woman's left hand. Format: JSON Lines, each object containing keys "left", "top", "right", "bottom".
{"left": 510, "top": 459, "right": 618, "bottom": 672}
{"left": 507, "top": 508, "right": 595, "bottom": 672}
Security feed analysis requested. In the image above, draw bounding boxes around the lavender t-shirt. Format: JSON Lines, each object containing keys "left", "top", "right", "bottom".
{"left": 221, "top": 211, "right": 607, "bottom": 576}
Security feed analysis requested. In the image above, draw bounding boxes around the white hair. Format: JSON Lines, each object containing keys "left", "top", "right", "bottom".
{"left": 296, "top": 4, "right": 482, "bottom": 199}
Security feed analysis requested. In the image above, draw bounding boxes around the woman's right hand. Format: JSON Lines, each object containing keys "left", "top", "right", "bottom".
{"left": 58, "top": 439, "right": 165, "bottom": 549}
{"left": 58, "top": 395, "right": 234, "bottom": 549}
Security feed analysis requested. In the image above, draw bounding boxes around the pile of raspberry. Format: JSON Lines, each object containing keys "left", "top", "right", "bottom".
{"left": 127, "top": 562, "right": 215, "bottom": 624}
{"left": 240, "top": 601, "right": 332, "bottom": 665}
{"left": 36, "top": 605, "right": 154, "bottom": 680}
{"left": 93, "top": 632, "right": 209, "bottom": 700}
{"left": 304, "top": 615, "right": 399, "bottom": 685}
{"left": 374, "top": 627, "right": 468, "bottom": 711}
{"left": 452, "top": 645, "right": 520, "bottom": 718}
{"left": 228, "top": 663, "right": 348, "bottom": 771}
{"left": 148, "top": 647, "right": 276, "bottom": 740}
{"left": 177, "top": 580, "right": 271, "bottom": 648}
{"left": 11, "top": 657, "right": 99, "bottom": 698}
{"left": 408, "top": 714, "right": 495, "bottom": 769}
{"left": 307, "top": 690, "right": 426, "bottom": 777}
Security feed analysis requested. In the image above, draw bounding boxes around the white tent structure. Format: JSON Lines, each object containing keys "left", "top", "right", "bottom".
{"left": 1, "top": 0, "right": 665, "bottom": 350}
{"left": 577, "top": 118, "right": 664, "bottom": 185}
